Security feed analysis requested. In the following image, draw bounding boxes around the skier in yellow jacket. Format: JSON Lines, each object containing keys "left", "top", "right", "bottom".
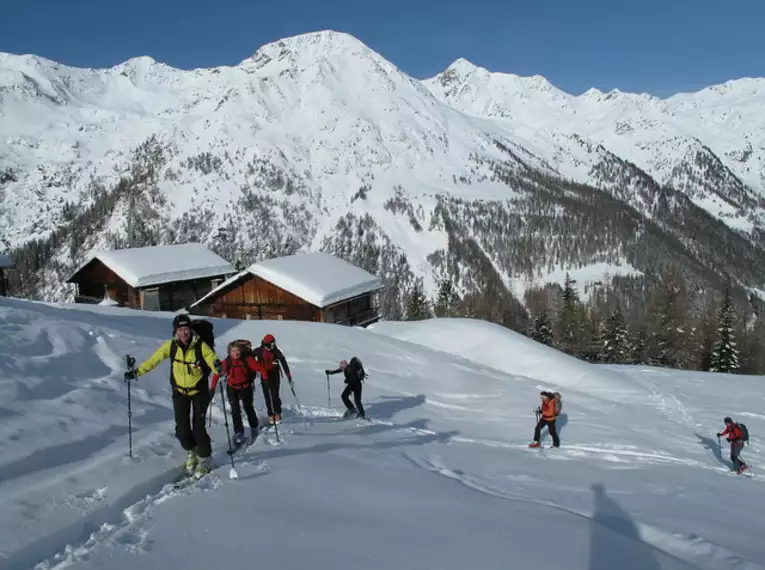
{"left": 124, "top": 314, "right": 223, "bottom": 477}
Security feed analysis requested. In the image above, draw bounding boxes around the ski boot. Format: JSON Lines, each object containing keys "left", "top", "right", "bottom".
{"left": 233, "top": 432, "right": 245, "bottom": 446}
{"left": 528, "top": 442, "right": 541, "bottom": 448}
{"left": 184, "top": 450, "right": 199, "bottom": 475}
{"left": 737, "top": 464, "right": 750, "bottom": 475}
{"left": 194, "top": 456, "right": 213, "bottom": 478}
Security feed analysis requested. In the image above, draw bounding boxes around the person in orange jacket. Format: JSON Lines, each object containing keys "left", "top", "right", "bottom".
{"left": 717, "top": 417, "right": 749, "bottom": 474}
{"left": 529, "top": 391, "right": 560, "bottom": 448}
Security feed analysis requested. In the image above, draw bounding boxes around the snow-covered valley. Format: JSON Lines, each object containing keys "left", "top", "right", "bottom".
{"left": 1, "top": 297, "right": 763, "bottom": 570}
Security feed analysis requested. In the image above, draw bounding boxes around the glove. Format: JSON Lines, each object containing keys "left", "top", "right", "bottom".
{"left": 124, "top": 370, "right": 137, "bottom": 382}
{"left": 213, "top": 359, "right": 224, "bottom": 375}
{"left": 325, "top": 369, "right": 331, "bottom": 375}
{"left": 716, "top": 433, "right": 721, "bottom": 438}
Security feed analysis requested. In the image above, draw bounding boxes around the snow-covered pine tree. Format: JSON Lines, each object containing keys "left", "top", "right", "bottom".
{"left": 602, "top": 309, "right": 631, "bottom": 364}
{"left": 709, "top": 289, "right": 740, "bottom": 373}
{"left": 406, "top": 278, "right": 432, "bottom": 321}
{"left": 531, "top": 312, "right": 554, "bottom": 346}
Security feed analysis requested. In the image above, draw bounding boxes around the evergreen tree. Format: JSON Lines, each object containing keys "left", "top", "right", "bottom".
{"left": 531, "top": 312, "right": 554, "bottom": 346}
{"left": 649, "top": 268, "right": 692, "bottom": 369}
{"left": 709, "top": 289, "right": 740, "bottom": 373}
{"left": 556, "top": 273, "right": 585, "bottom": 356}
{"left": 697, "top": 300, "right": 718, "bottom": 371}
{"left": 406, "top": 278, "right": 432, "bottom": 321}
{"left": 433, "top": 278, "right": 460, "bottom": 318}
{"left": 631, "top": 327, "right": 650, "bottom": 365}
{"left": 602, "top": 310, "right": 631, "bottom": 364}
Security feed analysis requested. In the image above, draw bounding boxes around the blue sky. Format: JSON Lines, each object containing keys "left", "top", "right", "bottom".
{"left": 1, "top": 0, "right": 763, "bottom": 97}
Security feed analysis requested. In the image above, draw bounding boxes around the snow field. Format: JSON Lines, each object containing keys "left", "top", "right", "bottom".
{"left": 0, "top": 297, "right": 764, "bottom": 569}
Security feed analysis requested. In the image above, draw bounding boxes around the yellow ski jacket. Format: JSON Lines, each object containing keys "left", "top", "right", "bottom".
{"left": 136, "top": 336, "right": 219, "bottom": 395}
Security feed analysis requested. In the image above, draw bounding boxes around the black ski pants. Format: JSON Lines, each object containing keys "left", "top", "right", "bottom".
{"left": 342, "top": 382, "right": 364, "bottom": 417}
{"left": 261, "top": 372, "right": 282, "bottom": 416}
{"left": 172, "top": 387, "right": 212, "bottom": 458}
{"left": 227, "top": 383, "right": 258, "bottom": 434}
{"left": 731, "top": 441, "right": 746, "bottom": 471}
{"left": 534, "top": 418, "right": 560, "bottom": 447}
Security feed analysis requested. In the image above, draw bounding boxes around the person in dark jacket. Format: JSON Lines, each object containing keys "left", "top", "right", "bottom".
{"left": 717, "top": 417, "right": 749, "bottom": 474}
{"left": 326, "top": 358, "right": 366, "bottom": 419}
{"left": 252, "top": 333, "right": 292, "bottom": 424}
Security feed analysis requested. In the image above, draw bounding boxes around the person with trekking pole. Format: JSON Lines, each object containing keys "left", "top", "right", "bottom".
{"left": 529, "top": 391, "right": 561, "bottom": 448}
{"left": 123, "top": 314, "right": 223, "bottom": 478}
{"left": 253, "top": 333, "right": 292, "bottom": 424}
{"left": 717, "top": 417, "right": 750, "bottom": 475}
{"left": 210, "top": 340, "right": 265, "bottom": 447}
{"left": 325, "top": 357, "right": 367, "bottom": 419}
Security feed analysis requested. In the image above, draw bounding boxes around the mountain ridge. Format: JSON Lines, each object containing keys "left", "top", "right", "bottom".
{"left": 2, "top": 29, "right": 765, "bottom": 326}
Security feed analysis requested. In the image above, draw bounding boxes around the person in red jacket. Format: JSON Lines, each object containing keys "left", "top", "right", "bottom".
{"left": 529, "top": 391, "right": 560, "bottom": 448}
{"left": 717, "top": 417, "right": 749, "bottom": 474}
{"left": 252, "top": 333, "right": 292, "bottom": 424}
{"left": 210, "top": 341, "right": 264, "bottom": 446}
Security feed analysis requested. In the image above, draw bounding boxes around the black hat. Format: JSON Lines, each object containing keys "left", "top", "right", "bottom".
{"left": 173, "top": 314, "right": 192, "bottom": 332}
{"left": 724, "top": 416, "right": 733, "bottom": 424}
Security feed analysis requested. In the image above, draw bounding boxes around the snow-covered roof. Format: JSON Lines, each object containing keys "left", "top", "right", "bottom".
{"left": 69, "top": 243, "right": 235, "bottom": 288}
{"left": 0, "top": 254, "right": 13, "bottom": 269}
{"left": 191, "top": 252, "right": 383, "bottom": 309}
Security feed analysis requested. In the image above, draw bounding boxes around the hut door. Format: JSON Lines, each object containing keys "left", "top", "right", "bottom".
{"left": 141, "top": 288, "right": 160, "bottom": 311}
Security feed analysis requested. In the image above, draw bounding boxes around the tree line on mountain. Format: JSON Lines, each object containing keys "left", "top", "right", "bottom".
{"left": 405, "top": 270, "right": 761, "bottom": 374}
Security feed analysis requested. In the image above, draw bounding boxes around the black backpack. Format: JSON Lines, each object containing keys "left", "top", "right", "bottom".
{"left": 349, "top": 357, "right": 367, "bottom": 382}
{"left": 738, "top": 423, "right": 749, "bottom": 444}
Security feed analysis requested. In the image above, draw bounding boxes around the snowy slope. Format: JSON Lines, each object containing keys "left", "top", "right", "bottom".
{"left": 3, "top": 30, "right": 765, "bottom": 307}
{"left": 1, "top": 297, "right": 764, "bottom": 570}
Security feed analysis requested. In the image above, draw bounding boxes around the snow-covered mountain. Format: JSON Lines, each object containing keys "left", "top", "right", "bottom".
{"left": 2, "top": 30, "right": 765, "bottom": 315}
{"left": 1, "top": 297, "right": 764, "bottom": 570}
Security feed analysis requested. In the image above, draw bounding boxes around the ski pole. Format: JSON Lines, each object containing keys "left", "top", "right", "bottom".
{"left": 289, "top": 380, "right": 303, "bottom": 415}
{"left": 125, "top": 355, "right": 136, "bottom": 458}
{"left": 326, "top": 372, "right": 331, "bottom": 409}
{"left": 218, "top": 377, "right": 239, "bottom": 479}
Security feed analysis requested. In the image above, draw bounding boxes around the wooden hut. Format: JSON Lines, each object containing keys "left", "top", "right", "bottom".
{"left": 66, "top": 243, "right": 235, "bottom": 311}
{"left": 190, "top": 252, "right": 383, "bottom": 326}
{"left": 0, "top": 253, "right": 13, "bottom": 297}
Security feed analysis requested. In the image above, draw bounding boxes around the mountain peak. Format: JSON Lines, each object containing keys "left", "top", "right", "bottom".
{"left": 242, "top": 30, "right": 377, "bottom": 68}
{"left": 445, "top": 58, "right": 485, "bottom": 75}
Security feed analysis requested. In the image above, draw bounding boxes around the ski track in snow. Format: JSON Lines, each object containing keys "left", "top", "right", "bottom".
{"left": 2, "top": 300, "right": 765, "bottom": 570}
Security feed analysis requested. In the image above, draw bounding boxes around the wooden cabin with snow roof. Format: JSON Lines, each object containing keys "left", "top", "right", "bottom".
{"left": 189, "top": 252, "right": 384, "bottom": 327}
{"left": 66, "top": 243, "right": 236, "bottom": 311}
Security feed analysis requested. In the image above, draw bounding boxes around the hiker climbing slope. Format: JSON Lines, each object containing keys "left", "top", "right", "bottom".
{"left": 717, "top": 416, "right": 749, "bottom": 474}
{"left": 326, "top": 357, "right": 368, "bottom": 419}
{"left": 253, "top": 333, "right": 292, "bottom": 424}
{"left": 124, "top": 314, "right": 222, "bottom": 477}
{"left": 529, "top": 391, "right": 561, "bottom": 448}
{"left": 211, "top": 340, "right": 264, "bottom": 445}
